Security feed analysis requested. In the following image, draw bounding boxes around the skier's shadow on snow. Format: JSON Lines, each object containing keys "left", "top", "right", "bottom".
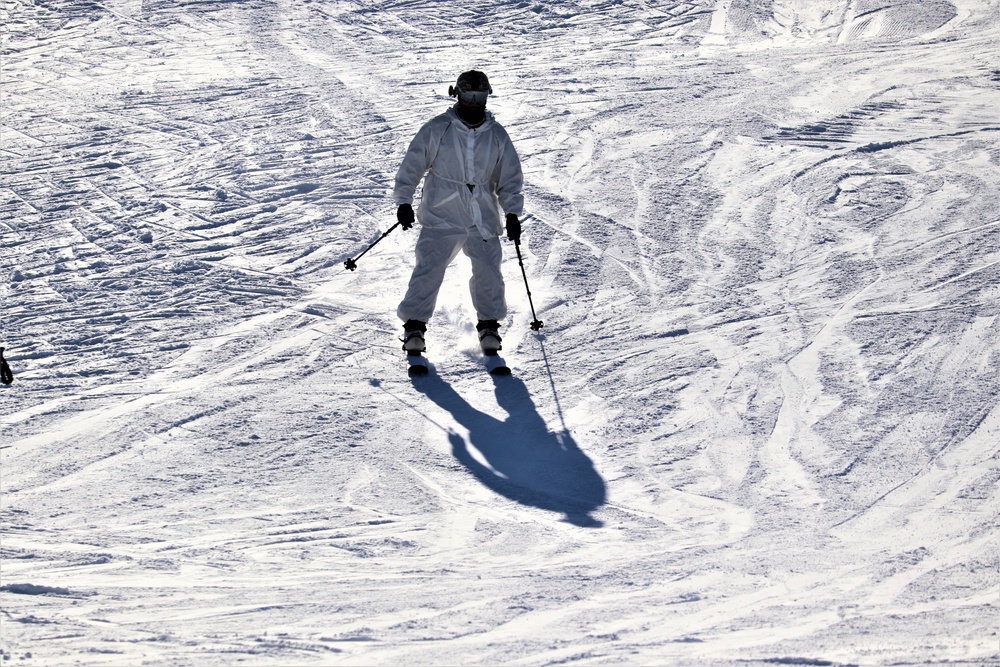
{"left": 412, "top": 372, "right": 606, "bottom": 527}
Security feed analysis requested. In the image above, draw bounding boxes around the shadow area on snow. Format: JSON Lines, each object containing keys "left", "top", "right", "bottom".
{"left": 411, "top": 372, "right": 606, "bottom": 527}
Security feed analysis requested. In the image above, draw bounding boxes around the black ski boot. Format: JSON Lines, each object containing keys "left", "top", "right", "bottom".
{"left": 402, "top": 320, "right": 428, "bottom": 376}
{"left": 476, "top": 319, "right": 502, "bottom": 354}
{"left": 402, "top": 319, "right": 427, "bottom": 352}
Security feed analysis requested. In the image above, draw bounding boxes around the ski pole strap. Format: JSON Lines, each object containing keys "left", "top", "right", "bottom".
{"left": 0, "top": 348, "right": 13, "bottom": 385}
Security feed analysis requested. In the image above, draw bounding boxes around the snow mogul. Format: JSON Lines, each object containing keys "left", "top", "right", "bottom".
{"left": 393, "top": 70, "right": 524, "bottom": 357}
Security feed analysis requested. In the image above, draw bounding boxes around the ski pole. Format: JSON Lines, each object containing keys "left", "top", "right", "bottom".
{"left": 344, "top": 222, "right": 402, "bottom": 271}
{"left": 513, "top": 239, "right": 544, "bottom": 331}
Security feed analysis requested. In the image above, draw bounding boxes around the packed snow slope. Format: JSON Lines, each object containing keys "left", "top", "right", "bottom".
{"left": 2, "top": 0, "right": 999, "bottom": 665}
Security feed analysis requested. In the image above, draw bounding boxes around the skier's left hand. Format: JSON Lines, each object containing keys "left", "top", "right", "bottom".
{"left": 505, "top": 213, "right": 521, "bottom": 242}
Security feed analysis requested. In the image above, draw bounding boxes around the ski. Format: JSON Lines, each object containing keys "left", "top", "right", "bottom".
{"left": 406, "top": 351, "right": 429, "bottom": 377}
{"left": 484, "top": 350, "right": 511, "bottom": 376}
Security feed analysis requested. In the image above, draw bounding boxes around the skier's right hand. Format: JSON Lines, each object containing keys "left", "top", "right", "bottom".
{"left": 397, "top": 204, "right": 415, "bottom": 230}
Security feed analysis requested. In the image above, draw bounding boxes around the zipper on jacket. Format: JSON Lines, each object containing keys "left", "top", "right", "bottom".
{"left": 465, "top": 131, "right": 476, "bottom": 187}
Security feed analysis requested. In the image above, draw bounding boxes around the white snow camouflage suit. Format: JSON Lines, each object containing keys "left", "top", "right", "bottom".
{"left": 395, "top": 106, "right": 524, "bottom": 324}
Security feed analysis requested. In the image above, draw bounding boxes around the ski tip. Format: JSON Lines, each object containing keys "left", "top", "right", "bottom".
{"left": 489, "top": 366, "right": 512, "bottom": 376}
{"left": 406, "top": 351, "right": 429, "bottom": 377}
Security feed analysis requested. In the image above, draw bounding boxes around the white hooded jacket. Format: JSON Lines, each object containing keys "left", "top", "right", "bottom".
{"left": 394, "top": 107, "right": 524, "bottom": 240}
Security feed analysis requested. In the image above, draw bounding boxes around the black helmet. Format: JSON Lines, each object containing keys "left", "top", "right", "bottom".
{"left": 449, "top": 70, "right": 492, "bottom": 104}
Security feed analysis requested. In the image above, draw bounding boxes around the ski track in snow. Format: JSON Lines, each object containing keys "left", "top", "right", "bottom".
{"left": 2, "top": 0, "right": 999, "bottom": 665}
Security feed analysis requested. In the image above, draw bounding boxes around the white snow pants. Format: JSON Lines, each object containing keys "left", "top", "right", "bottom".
{"left": 397, "top": 225, "right": 507, "bottom": 324}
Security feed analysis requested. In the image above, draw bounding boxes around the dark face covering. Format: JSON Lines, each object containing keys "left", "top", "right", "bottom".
{"left": 456, "top": 102, "right": 487, "bottom": 127}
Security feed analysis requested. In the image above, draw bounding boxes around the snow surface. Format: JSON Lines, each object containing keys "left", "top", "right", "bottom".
{"left": 2, "top": 0, "right": 999, "bottom": 665}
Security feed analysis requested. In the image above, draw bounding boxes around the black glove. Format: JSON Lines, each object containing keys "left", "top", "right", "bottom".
{"left": 505, "top": 213, "right": 521, "bottom": 242}
{"left": 397, "top": 203, "right": 415, "bottom": 230}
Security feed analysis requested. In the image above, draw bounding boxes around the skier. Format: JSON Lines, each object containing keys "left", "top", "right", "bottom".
{"left": 394, "top": 70, "right": 524, "bottom": 356}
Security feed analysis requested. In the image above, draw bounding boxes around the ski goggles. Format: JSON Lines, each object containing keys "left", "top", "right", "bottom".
{"left": 456, "top": 88, "right": 489, "bottom": 105}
